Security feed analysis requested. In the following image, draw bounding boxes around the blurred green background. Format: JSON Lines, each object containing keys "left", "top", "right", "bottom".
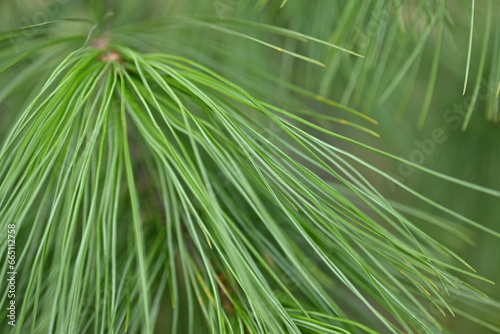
{"left": 1, "top": 0, "right": 499, "bottom": 333}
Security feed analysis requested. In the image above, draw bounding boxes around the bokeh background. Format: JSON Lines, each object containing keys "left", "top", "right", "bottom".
{"left": 1, "top": 0, "right": 499, "bottom": 333}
